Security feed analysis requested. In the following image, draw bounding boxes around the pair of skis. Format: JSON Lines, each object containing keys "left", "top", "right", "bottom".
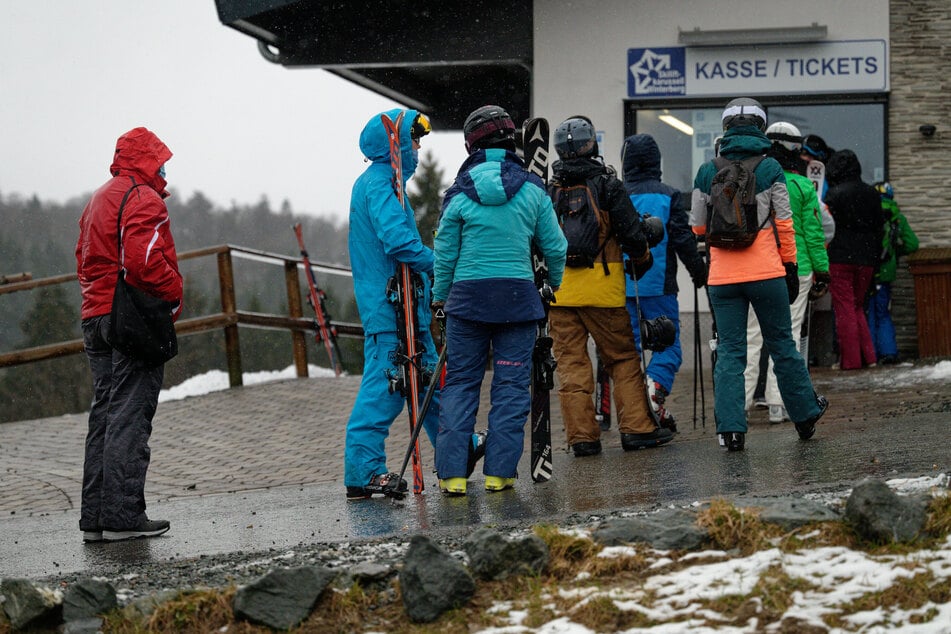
{"left": 293, "top": 223, "right": 343, "bottom": 377}
{"left": 381, "top": 111, "right": 427, "bottom": 495}
{"left": 521, "top": 117, "right": 556, "bottom": 484}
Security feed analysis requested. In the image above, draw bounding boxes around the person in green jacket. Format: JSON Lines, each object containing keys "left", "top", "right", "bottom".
{"left": 866, "top": 182, "right": 919, "bottom": 364}
{"left": 743, "top": 121, "right": 831, "bottom": 423}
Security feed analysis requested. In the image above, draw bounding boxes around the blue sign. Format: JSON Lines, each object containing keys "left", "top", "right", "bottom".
{"left": 628, "top": 47, "right": 687, "bottom": 97}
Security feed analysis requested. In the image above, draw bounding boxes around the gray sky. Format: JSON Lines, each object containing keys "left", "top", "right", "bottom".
{"left": 0, "top": 1, "right": 467, "bottom": 225}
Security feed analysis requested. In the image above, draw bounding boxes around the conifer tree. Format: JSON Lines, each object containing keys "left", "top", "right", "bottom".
{"left": 407, "top": 151, "right": 446, "bottom": 248}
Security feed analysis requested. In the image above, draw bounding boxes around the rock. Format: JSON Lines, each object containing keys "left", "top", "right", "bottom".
{"left": 62, "top": 616, "right": 105, "bottom": 634}
{"left": 232, "top": 566, "right": 336, "bottom": 630}
{"left": 463, "top": 527, "right": 549, "bottom": 580}
{"left": 0, "top": 578, "right": 62, "bottom": 630}
{"left": 349, "top": 561, "right": 393, "bottom": 583}
{"left": 845, "top": 479, "right": 927, "bottom": 543}
{"left": 120, "top": 589, "right": 180, "bottom": 624}
{"left": 62, "top": 578, "right": 117, "bottom": 621}
{"left": 593, "top": 508, "right": 706, "bottom": 550}
{"left": 735, "top": 497, "right": 841, "bottom": 530}
{"left": 399, "top": 534, "right": 475, "bottom": 623}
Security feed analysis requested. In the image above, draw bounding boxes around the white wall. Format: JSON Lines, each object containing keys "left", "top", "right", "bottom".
{"left": 533, "top": 0, "right": 889, "bottom": 167}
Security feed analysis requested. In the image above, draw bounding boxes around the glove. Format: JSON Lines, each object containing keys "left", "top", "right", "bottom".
{"left": 809, "top": 270, "right": 831, "bottom": 300}
{"left": 689, "top": 262, "right": 708, "bottom": 288}
{"left": 625, "top": 250, "right": 653, "bottom": 280}
{"left": 783, "top": 262, "right": 799, "bottom": 304}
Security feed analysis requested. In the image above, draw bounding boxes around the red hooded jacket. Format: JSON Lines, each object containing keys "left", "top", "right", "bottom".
{"left": 75, "top": 127, "right": 183, "bottom": 320}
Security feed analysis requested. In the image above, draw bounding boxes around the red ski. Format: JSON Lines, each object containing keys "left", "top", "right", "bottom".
{"left": 381, "top": 112, "right": 425, "bottom": 495}
{"left": 293, "top": 223, "right": 343, "bottom": 377}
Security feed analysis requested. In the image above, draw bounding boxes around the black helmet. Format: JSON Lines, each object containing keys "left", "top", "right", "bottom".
{"left": 463, "top": 105, "right": 516, "bottom": 153}
{"left": 554, "top": 116, "right": 598, "bottom": 159}
{"left": 801, "top": 134, "right": 833, "bottom": 162}
{"left": 721, "top": 97, "right": 766, "bottom": 132}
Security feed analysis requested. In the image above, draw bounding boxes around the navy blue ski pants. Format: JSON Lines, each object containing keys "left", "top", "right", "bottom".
{"left": 435, "top": 316, "right": 535, "bottom": 480}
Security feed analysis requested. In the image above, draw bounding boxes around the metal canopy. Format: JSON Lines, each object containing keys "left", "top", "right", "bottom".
{"left": 214, "top": 0, "right": 534, "bottom": 129}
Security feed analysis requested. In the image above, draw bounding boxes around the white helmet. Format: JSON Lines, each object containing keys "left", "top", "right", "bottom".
{"left": 766, "top": 121, "right": 802, "bottom": 152}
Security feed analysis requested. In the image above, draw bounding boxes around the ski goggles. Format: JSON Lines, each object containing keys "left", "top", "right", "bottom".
{"left": 411, "top": 113, "right": 432, "bottom": 141}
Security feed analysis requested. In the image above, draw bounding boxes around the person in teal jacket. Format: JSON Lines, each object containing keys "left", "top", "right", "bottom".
{"left": 344, "top": 108, "right": 441, "bottom": 500}
{"left": 432, "top": 105, "right": 567, "bottom": 496}
{"left": 867, "top": 182, "right": 919, "bottom": 364}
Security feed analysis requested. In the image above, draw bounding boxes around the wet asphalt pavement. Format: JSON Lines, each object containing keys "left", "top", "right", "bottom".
{"left": 1, "top": 363, "right": 949, "bottom": 581}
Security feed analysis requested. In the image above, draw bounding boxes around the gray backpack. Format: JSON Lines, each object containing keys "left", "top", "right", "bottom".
{"left": 707, "top": 155, "right": 767, "bottom": 249}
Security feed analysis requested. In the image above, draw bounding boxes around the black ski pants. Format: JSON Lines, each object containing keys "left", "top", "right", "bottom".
{"left": 80, "top": 315, "right": 163, "bottom": 531}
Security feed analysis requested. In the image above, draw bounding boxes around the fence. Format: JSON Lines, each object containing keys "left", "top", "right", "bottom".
{"left": 0, "top": 245, "right": 362, "bottom": 387}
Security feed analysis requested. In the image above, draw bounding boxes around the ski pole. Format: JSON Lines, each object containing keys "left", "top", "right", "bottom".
{"left": 386, "top": 326, "right": 447, "bottom": 501}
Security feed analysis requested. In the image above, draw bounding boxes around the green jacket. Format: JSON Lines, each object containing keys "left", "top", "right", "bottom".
{"left": 785, "top": 171, "right": 829, "bottom": 277}
{"left": 876, "top": 197, "right": 919, "bottom": 283}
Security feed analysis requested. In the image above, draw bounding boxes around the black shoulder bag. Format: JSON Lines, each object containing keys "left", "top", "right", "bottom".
{"left": 107, "top": 184, "right": 179, "bottom": 367}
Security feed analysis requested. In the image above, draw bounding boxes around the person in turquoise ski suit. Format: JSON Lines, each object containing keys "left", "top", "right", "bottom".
{"left": 620, "top": 134, "right": 707, "bottom": 430}
{"left": 344, "top": 108, "right": 440, "bottom": 499}
{"left": 866, "top": 182, "right": 919, "bottom": 364}
{"left": 432, "top": 105, "right": 567, "bottom": 495}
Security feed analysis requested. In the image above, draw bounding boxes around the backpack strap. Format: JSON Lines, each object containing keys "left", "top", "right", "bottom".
{"left": 114, "top": 177, "right": 144, "bottom": 272}
{"left": 589, "top": 177, "right": 611, "bottom": 275}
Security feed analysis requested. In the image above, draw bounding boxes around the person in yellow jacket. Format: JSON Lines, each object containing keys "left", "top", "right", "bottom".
{"left": 547, "top": 116, "right": 673, "bottom": 456}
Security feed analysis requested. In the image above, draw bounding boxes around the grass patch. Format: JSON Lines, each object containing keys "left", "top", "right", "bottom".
{"left": 925, "top": 492, "right": 951, "bottom": 538}
{"left": 570, "top": 594, "right": 655, "bottom": 631}
{"left": 825, "top": 571, "right": 951, "bottom": 630}
{"left": 101, "top": 588, "right": 241, "bottom": 634}
{"left": 697, "top": 498, "right": 784, "bottom": 555}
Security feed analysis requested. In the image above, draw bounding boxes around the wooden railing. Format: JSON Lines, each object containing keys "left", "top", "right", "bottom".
{"left": 0, "top": 245, "right": 362, "bottom": 387}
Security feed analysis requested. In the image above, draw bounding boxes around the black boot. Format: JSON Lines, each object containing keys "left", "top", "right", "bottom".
{"left": 718, "top": 432, "right": 745, "bottom": 451}
{"left": 795, "top": 394, "right": 828, "bottom": 441}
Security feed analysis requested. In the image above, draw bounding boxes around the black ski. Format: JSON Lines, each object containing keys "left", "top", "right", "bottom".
{"left": 293, "top": 222, "right": 344, "bottom": 376}
{"left": 521, "top": 117, "right": 555, "bottom": 483}
{"left": 630, "top": 270, "right": 664, "bottom": 430}
{"left": 595, "top": 353, "right": 611, "bottom": 431}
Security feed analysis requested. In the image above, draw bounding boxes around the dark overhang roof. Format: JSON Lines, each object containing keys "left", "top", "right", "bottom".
{"left": 214, "top": 0, "right": 533, "bottom": 129}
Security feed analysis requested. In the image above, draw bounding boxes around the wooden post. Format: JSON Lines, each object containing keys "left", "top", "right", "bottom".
{"left": 285, "top": 261, "right": 309, "bottom": 377}
{"left": 217, "top": 249, "right": 243, "bottom": 387}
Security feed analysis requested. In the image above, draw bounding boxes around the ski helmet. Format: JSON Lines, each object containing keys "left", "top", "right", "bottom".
{"left": 801, "top": 134, "right": 833, "bottom": 162}
{"left": 554, "top": 116, "right": 598, "bottom": 159}
{"left": 463, "top": 105, "right": 516, "bottom": 153}
{"left": 874, "top": 181, "right": 894, "bottom": 199}
{"left": 765, "top": 121, "right": 802, "bottom": 152}
{"left": 721, "top": 97, "right": 766, "bottom": 132}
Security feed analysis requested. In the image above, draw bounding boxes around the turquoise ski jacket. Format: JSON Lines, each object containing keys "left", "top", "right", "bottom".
{"left": 434, "top": 148, "right": 566, "bottom": 322}
{"left": 349, "top": 108, "right": 434, "bottom": 336}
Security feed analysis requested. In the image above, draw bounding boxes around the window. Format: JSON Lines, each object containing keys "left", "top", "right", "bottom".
{"left": 626, "top": 99, "right": 887, "bottom": 192}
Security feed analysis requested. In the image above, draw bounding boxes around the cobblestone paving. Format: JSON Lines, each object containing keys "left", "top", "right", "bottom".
{"left": 1, "top": 364, "right": 947, "bottom": 516}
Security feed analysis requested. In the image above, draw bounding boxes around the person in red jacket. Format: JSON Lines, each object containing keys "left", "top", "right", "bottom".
{"left": 75, "top": 127, "right": 182, "bottom": 542}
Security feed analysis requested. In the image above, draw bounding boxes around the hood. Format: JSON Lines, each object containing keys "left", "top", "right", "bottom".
{"left": 717, "top": 126, "right": 772, "bottom": 160}
{"left": 826, "top": 149, "right": 862, "bottom": 186}
{"left": 443, "top": 148, "right": 536, "bottom": 208}
{"left": 110, "top": 127, "right": 172, "bottom": 194}
{"left": 358, "top": 108, "right": 420, "bottom": 180}
{"left": 551, "top": 156, "right": 608, "bottom": 182}
{"left": 767, "top": 143, "right": 807, "bottom": 174}
{"left": 621, "top": 134, "right": 661, "bottom": 183}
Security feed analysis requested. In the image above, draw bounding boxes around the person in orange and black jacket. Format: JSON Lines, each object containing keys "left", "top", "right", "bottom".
{"left": 689, "top": 98, "right": 828, "bottom": 452}
{"left": 75, "top": 127, "right": 182, "bottom": 543}
{"left": 548, "top": 115, "right": 673, "bottom": 458}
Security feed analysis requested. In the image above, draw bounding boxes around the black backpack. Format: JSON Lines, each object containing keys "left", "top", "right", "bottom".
{"left": 550, "top": 180, "right": 609, "bottom": 271}
{"left": 707, "top": 155, "right": 767, "bottom": 249}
